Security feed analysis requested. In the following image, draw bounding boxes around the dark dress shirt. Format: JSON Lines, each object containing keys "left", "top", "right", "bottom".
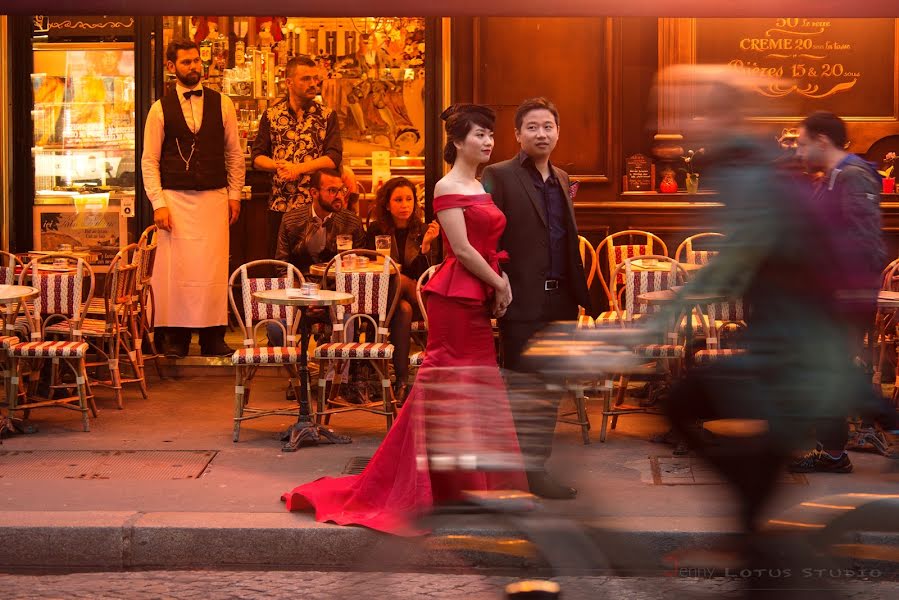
{"left": 519, "top": 151, "right": 568, "bottom": 280}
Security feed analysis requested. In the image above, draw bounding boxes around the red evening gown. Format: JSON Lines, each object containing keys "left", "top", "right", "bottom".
{"left": 281, "top": 193, "right": 528, "bottom": 536}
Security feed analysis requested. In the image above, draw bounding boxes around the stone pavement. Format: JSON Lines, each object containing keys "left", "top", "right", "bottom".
{"left": 0, "top": 371, "right": 897, "bottom": 572}
{"left": 1, "top": 571, "right": 897, "bottom": 600}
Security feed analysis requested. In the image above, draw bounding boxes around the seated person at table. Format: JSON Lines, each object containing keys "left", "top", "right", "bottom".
{"left": 275, "top": 168, "right": 365, "bottom": 276}
{"left": 364, "top": 176, "right": 441, "bottom": 399}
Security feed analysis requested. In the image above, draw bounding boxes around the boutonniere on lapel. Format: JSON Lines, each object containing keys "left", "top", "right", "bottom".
{"left": 568, "top": 180, "right": 580, "bottom": 199}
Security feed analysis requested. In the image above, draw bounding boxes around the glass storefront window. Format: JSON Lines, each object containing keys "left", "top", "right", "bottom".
{"left": 163, "top": 16, "right": 426, "bottom": 171}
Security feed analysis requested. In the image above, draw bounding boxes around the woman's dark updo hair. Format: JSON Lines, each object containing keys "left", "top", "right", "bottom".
{"left": 441, "top": 103, "right": 496, "bottom": 165}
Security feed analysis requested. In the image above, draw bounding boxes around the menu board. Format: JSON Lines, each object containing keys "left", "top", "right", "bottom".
{"left": 625, "top": 154, "right": 653, "bottom": 191}
{"left": 694, "top": 18, "right": 897, "bottom": 119}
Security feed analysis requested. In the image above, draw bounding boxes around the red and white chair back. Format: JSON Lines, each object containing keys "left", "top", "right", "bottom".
{"left": 134, "top": 225, "right": 159, "bottom": 293}
{"left": 327, "top": 250, "right": 399, "bottom": 344}
{"left": 675, "top": 232, "right": 724, "bottom": 266}
{"left": 19, "top": 254, "right": 94, "bottom": 341}
{"left": 228, "top": 260, "right": 305, "bottom": 348}
{"left": 596, "top": 230, "right": 668, "bottom": 307}
{"left": 611, "top": 256, "right": 686, "bottom": 323}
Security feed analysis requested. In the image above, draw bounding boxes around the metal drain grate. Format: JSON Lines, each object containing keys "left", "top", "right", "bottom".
{"left": 649, "top": 456, "right": 807, "bottom": 486}
{"left": 343, "top": 456, "right": 371, "bottom": 475}
{"left": 0, "top": 450, "right": 217, "bottom": 480}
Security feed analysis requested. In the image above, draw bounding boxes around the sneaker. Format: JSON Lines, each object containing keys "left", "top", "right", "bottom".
{"left": 789, "top": 450, "right": 853, "bottom": 473}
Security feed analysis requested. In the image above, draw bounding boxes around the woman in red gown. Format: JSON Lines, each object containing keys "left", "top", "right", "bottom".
{"left": 281, "top": 104, "right": 527, "bottom": 535}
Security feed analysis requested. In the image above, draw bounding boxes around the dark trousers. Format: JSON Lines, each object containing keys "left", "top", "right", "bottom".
{"left": 268, "top": 209, "right": 285, "bottom": 261}
{"left": 159, "top": 326, "right": 226, "bottom": 353}
{"left": 501, "top": 285, "right": 578, "bottom": 471}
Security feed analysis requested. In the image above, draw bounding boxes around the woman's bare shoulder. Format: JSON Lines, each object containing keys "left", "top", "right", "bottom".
{"left": 434, "top": 175, "right": 484, "bottom": 197}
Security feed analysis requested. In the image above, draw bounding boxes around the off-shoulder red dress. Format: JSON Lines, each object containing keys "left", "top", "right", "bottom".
{"left": 281, "top": 194, "right": 527, "bottom": 535}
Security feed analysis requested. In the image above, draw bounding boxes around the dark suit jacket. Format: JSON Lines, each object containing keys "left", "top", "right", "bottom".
{"left": 274, "top": 204, "right": 365, "bottom": 275}
{"left": 482, "top": 157, "right": 591, "bottom": 322}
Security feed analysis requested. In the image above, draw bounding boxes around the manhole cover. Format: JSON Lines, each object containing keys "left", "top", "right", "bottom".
{"left": 0, "top": 450, "right": 217, "bottom": 480}
{"left": 649, "top": 456, "right": 807, "bottom": 486}
{"left": 343, "top": 456, "right": 371, "bottom": 475}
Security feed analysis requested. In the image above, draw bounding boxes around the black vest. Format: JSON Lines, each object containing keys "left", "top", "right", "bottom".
{"left": 159, "top": 88, "right": 228, "bottom": 191}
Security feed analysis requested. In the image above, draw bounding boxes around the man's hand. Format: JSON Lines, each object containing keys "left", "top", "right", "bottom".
{"left": 229, "top": 199, "right": 241, "bottom": 225}
{"left": 154, "top": 207, "right": 172, "bottom": 232}
{"left": 276, "top": 161, "right": 304, "bottom": 181}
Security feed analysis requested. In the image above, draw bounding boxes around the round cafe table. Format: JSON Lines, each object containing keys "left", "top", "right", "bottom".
{"left": 252, "top": 288, "right": 355, "bottom": 452}
{"left": 0, "top": 285, "right": 39, "bottom": 438}
{"left": 637, "top": 286, "right": 727, "bottom": 368}
{"left": 630, "top": 259, "right": 703, "bottom": 273}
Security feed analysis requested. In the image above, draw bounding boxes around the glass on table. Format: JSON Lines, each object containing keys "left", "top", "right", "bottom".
{"left": 375, "top": 235, "right": 392, "bottom": 259}
{"left": 336, "top": 234, "right": 353, "bottom": 252}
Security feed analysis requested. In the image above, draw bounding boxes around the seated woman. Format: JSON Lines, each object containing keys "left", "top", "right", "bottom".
{"left": 365, "top": 176, "right": 441, "bottom": 400}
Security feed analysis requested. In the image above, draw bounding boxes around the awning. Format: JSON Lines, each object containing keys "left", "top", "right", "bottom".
{"left": 2, "top": 1, "right": 898, "bottom": 18}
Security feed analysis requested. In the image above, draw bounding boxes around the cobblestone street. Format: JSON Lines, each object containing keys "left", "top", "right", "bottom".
{"left": 0, "top": 570, "right": 896, "bottom": 600}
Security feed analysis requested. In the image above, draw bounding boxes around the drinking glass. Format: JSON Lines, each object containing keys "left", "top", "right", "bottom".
{"left": 336, "top": 234, "right": 353, "bottom": 252}
{"left": 375, "top": 235, "right": 391, "bottom": 259}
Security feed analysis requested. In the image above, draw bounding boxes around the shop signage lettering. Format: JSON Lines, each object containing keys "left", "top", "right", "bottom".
{"left": 695, "top": 18, "right": 897, "bottom": 118}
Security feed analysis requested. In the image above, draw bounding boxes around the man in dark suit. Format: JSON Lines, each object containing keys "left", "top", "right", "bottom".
{"left": 482, "top": 97, "right": 591, "bottom": 499}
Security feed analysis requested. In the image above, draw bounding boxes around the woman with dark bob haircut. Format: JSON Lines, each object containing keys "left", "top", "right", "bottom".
{"left": 283, "top": 104, "right": 526, "bottom": 535}
{"left": 365, "top": 176, "right": 441, "bottom": 399}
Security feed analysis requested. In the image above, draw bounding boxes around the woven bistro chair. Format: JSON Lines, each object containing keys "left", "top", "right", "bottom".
{"left": 314, "top": 250, "right": 401, "bottom": 429}
{"left": 408, "top": 264, "right": 440, "bottom": 380}
{"left": 595, "top": 230, "right": 668, "bottom": 327}
{"left": 228, "top": 259, "right": 306, "bottom": 442}
{"left": 674, "top": 232, "right": 724, "bottom": 266}
{"left": 577, "top": 235, "right": 598, "bottom": 318}
{"left": 600, "top": 256, "right": 688, "bottom": 441}
{"left": 46, "top": 244, "right": 144, "bottom": 409}
{"left": 133, "top": 225, "right": 162, "bottom": 377}
{"left": 7, "top": 254, "right": 96, "bottom": 431}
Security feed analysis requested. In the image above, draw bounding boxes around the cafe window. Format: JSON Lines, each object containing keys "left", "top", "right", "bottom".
{"left": 162, "top": 16, "right": 427, "bottom": 179}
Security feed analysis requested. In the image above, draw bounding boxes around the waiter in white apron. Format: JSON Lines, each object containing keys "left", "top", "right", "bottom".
{"left": 141, "top": 39, "right": 245, "bottom": 358}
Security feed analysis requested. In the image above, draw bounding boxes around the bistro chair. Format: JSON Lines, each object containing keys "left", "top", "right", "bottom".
{"left": 595, "top": 230, "right": 668, "bottom": 327}
{"left": 600, "top": 256, "right": 687, "bottom": 442}
{"left": 408, "top": 264, "right": 440, "bottom": 381}
{"left": 133, "top": 225, "right": 162, "bottom": 378}
{"left": 314, "top": 250, "right": 401, "bottom": 429}
{"left": 873, "top": 257, "right": 899, "bottom": 396}
{"left": 7, "top": 255, "right": 96, "bottom": 431}
{"left": 46, "top": 244, "right": 144, "bottom": 409}
{"left": 674, "top": 232, "right": 724, "bottom": 265}
{"left": 228, "top": 259, "right": 306, "bottom": 442}
{"left": 577, "top": 235, "right": 598, "bottom": 318}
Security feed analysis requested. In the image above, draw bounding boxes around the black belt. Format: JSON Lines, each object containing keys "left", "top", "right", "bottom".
{"left": 544, "top": 279, "right": 561, "bottom": 291}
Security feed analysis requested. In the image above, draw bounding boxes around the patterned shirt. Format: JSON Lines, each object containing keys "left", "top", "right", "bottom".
{"left": 251, "top": 97, "right": 343, "bottom": 212}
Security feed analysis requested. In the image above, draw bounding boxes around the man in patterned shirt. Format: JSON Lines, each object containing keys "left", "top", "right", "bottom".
{"left": 252, "top": 55, "right": 343, "bottom": 258}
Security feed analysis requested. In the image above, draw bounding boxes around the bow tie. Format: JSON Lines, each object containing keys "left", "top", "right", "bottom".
{"left": 183, "top": 89, "right": 203, "bottom": 100}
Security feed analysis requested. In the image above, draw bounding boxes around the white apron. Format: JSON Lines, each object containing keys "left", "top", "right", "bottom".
{"left": 152, "top": 188, "right": 229, "bottom": 328}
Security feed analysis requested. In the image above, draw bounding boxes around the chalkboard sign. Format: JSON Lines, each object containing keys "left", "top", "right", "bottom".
{"left": 625, "top": 154, "right": 654, "bottom": 191}
{"left": 694, "top": 18, "right": 898, "bottom": 119}
{"left": 39, "top": 16, "right": 135, "bottom": 40}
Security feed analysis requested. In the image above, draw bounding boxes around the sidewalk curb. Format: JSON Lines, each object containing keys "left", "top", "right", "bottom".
{"left": 4, "top": 511, "right": 895, "bottom": 574}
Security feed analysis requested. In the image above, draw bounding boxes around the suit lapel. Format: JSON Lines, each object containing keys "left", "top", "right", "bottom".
{"left": 513, "top": 161, "right": 548, "bottom": 227}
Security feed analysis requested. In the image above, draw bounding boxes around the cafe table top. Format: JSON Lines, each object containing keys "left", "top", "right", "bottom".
{"left": 0, "top": 284, "right": 39, "bottom": 304}
{"left": 252, "top": 288, "right": 354, "bottom": 308}
{"left": 637, "top": 286, "right": 727, "bottom": 305}
{"left": 878, "top": 290, "right": 899, "bottom": 308}
{"left": 630, "top": 258, "right": 703, "bottom": 272}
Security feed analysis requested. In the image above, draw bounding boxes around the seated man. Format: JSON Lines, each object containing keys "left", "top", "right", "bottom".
{"left": 269, "top": 168, "right": 364, "bottom": 349}
{"left": 275, "top": 167, "right": 364, "bottom": 276}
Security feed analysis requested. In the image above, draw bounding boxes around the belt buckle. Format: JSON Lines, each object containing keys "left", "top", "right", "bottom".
{"left": 544, "top": 279, "right": 559, "bottom": 291}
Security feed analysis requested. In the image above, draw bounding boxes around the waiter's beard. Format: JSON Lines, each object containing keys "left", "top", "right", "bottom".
{"left": 177, "top": 71, "right": 202, "bottom": 87}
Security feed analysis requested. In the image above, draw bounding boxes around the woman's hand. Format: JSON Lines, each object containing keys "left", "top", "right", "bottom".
{"left": 493, "top": 272, "right": 512, "bottom": 317}
{"left": 421, "top": 220, "right": 440, "bottom": 254}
